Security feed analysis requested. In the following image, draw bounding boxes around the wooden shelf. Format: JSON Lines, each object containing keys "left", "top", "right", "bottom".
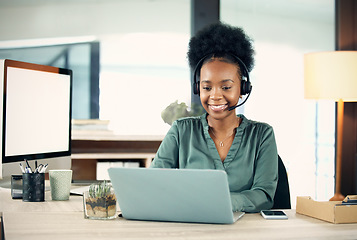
{"left": 71, "top": 133, "right": 162, "bottom": 181}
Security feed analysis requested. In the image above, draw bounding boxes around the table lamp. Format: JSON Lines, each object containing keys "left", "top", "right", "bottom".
{"left": 304, "top": 51, "right": 357, "bottom": 201}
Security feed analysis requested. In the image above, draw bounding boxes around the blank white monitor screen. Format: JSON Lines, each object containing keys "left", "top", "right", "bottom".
{"left": 1, "top": 59, "right": 72, "bottom": 168}
{"left": 5, "top": 67, "right": 71, "bottom": 157}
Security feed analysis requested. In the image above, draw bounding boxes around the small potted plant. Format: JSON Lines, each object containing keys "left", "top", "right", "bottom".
{"left": 83, "top": 181, "right": 117, "bottom": 220}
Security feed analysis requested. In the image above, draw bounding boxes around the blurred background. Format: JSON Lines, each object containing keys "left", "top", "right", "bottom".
{"left": 0, "top": 0, "right": 336, "bottom": 207}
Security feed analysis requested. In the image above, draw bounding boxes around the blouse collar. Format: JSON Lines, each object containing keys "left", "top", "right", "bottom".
{"left": 200, "top": 113, "right": 248, "bottom": 138}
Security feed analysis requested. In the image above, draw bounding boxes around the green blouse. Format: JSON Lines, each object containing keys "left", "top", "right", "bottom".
{"left": 150, "top": 113, "right": 278, "bottom": 213}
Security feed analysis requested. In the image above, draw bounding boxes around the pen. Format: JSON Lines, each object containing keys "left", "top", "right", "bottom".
{"left": 24, "top": 159, "right": 32, "bottom": 172}
{"left": 19, "top": 163, "right": 25, "bottom": 173}
{"left": 25, "top": 167, "right": 32, "bottom": 173}
{"left": 40, "top": 164, "right": 48, "bottom": 173}
{"left": 34, "top": 164, "right": 43, "bottom": 173}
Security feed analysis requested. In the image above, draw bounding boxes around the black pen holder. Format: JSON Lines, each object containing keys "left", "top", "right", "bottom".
{"left": 22, "top": 173, "right": 45, "bottom": 202}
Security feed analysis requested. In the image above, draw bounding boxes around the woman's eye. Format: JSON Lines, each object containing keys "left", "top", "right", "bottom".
{"left": 222, "top": 86, "right": 231, "bottom": 90}
{"left": 202, "top": 86, "right": 211, "bottom": 91}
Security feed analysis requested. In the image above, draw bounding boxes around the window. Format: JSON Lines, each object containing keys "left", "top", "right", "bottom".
{"left": 99, "top": 33, "right": 191, "bottom": 135}
{"left": 0, "top": 39, "right": 99, "bottom": 119}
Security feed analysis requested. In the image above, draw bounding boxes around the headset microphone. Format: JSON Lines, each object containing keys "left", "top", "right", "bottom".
{"left": 228, "top": 87, "right": 252, "bottom": 111}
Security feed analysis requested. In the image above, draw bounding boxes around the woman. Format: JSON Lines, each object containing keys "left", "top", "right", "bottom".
{"left": 150, "top": 22, "right": 278, "bottom": 213}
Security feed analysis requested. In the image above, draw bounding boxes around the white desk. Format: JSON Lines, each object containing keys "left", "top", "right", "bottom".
{"left": 1, "top": 187, "right": 357, "bottom": 240}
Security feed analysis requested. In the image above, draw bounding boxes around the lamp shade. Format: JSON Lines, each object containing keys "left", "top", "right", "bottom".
{"left": 304, "top": 51, "right": 357, "bottom": 101}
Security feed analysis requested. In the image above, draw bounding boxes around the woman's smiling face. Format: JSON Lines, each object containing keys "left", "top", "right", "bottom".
{"left": 199, "top": 59, "right": 241, "bottom": 119}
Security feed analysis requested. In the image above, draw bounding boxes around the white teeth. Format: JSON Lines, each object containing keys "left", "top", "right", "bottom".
{"left": 210, "top": 105, "right": 227, "bottom": 111}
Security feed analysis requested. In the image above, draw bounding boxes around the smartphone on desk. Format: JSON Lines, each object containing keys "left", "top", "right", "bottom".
{"left": 260, "top": 210, "right": 288, "bottom": 220}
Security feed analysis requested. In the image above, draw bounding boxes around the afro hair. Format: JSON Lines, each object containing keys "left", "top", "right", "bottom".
{"left": 187, "top": 22, "right": 255, "bottom": 72}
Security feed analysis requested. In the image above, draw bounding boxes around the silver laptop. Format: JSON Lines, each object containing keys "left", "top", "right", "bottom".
{"left": 108, "top": 167, "right": 245, "bottom": 224}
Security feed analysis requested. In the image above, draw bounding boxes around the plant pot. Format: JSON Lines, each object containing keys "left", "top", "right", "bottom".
{"left": 83, "top": 190, "right": 117, "bottom": 220}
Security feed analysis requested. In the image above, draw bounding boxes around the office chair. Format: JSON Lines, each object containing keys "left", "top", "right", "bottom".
{"left": 272, "top": 155, "right": 291, "bottom": 209}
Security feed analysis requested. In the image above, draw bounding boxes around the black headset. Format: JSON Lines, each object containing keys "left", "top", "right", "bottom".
{"left": 192, "top": 54, "right": 252, "bottom": 111}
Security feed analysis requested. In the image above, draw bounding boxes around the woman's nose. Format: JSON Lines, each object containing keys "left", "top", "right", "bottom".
{"left": 210, "top": 87, "right": 223, "bottom": 100}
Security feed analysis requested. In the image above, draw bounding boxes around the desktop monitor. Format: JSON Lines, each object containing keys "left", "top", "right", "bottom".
{"left": 0, "top": 59, "right": 72, "bottom": 183}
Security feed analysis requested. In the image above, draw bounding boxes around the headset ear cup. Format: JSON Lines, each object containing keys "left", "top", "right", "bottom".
{"left": 241, "top": 80, "right": 246, "bottom": 95}
{"left": 193, "top": 63, "right": 200, "bottom": 95}
{"left": 196, "top": 81, "right": 200, "bottom": 95}
{"left": 241, "top": 80, "right": 251, "bottom": 95}
{"left": 193, "top": 81, "right": 200, "bottom": 95}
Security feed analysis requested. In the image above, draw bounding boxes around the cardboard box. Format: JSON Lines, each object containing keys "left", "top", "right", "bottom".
{"left": 296, "top": 195, "right": 357, "bottom": 224}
